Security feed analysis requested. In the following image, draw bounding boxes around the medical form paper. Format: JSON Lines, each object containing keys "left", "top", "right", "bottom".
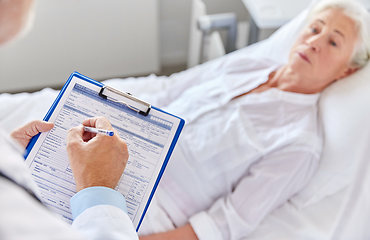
{"left": 24, "top": 73, "right": 184, "bottom": 230}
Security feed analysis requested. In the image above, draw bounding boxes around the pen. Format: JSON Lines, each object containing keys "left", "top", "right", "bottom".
{"left": 83, "top": 126, "right": 114, "bottom": 136}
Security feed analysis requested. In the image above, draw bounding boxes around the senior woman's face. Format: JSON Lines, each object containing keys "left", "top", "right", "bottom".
{"left": 288, "top": 8, "right": 358, "bottom": 91}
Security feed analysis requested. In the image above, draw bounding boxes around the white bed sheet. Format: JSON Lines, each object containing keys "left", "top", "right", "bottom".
{"left": 1, "top": 0, "right": 370, "bottom": 238}
{"left": 0, "top": 88, "right": 58, "bottom": 134}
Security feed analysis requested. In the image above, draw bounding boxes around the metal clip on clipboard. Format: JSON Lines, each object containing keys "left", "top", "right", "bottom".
{"left": 99, "top": 85, "right": 151, "bottom": 116}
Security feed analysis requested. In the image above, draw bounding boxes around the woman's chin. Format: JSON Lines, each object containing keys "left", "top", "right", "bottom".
{"left": 288, "top": 61, "right": 311, "bottom": 76}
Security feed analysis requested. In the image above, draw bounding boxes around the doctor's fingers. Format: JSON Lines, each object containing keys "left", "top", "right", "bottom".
{"left": 86, "top": 132, "right": 129, "bottom": 158}
{"left": 11, "top": 119, "right": 54, "bottom": 137}
{"left": 10, "top": 120, "right": 54, "bottom": 148}
{"left": 67, "top": 125, "right": 85, "bottom": 150}
{"left": 82, "top": 116, "right": 113, "bottom": 130}
{"left": 81, "top": 117, "right": 120, "bottom": 143}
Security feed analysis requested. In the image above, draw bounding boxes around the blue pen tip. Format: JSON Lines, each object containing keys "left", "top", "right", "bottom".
{"left": 109, "top": 132, "right": 114, "bottom": 136}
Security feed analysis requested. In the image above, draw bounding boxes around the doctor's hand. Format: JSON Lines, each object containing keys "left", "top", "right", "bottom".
{"left": 67, "top": 116, "right": 129, "bottom": 192}
{"left": 10, "top": 120, "right": 54, "bottom": 149}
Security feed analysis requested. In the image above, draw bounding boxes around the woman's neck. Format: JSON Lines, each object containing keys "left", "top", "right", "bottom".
{"left": 272, "top": 66, "right": 322, "bottom": 94}
{"left": 232, "top": 66, "right": 320, "bottom": 100}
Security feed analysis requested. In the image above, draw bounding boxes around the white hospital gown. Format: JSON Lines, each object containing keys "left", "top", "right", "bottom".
{"left": 105, "top": 54, "right": 323, "bottom": 240}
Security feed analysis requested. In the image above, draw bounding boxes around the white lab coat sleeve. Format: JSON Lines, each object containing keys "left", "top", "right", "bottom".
{"left": 70, "top": 186, "right": 138, "bottom": 240}
{"left": 188, "top": 145, "right": 320, "bottom": 240}
{"left": 71, "top": 205, "right": 139, "bottom": 240}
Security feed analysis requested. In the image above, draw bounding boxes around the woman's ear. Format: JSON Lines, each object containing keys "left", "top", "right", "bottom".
{"left": 337, "top": 66, "right": 359, "bottom": 80}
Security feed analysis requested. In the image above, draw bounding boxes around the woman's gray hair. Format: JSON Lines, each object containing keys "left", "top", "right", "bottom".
{"left": 309, "top": 0, "right": 370, "bottom": 68}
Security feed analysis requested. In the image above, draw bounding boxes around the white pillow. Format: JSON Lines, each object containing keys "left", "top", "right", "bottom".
{"left": 291, "top": 61, "right": 370, "bottom": 207}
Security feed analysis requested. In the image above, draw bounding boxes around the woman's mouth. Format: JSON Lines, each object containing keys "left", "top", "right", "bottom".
{"left": 297, "top": 52, "right": 311, "bottom": 64}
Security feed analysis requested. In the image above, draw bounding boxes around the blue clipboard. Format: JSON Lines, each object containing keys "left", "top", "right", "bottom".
{"left": 25, "top": 72, "right": 185, "bottom": 231}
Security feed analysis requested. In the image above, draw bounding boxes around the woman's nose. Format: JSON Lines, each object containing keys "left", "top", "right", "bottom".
{"left": 305, "top": 35, "right": 322, "bottom": 52}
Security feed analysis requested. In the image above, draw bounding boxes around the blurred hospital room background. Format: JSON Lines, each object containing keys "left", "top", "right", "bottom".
{"left": 0, "top": 0, "right": 368, "bottom": 93}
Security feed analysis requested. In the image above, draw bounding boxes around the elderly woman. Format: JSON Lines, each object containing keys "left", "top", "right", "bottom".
{"left": 127, "top": 1, "right": 370, "bottom": 240}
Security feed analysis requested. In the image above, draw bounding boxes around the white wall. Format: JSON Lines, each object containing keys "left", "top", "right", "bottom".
{"left": 0, "top": 0, "right": 159, "bottom": 93}
{"left": 0, "top": 0, "right": 263, "bottom": 92}
{"left": 159, "top": 0, "right": 249, "bottom": 67}
{"left": 159, "top": 0, "right": 192, "bottom": 66}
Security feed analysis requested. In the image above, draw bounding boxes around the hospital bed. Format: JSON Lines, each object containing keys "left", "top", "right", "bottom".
{"left": 187, "top": 0, "right": 237, "bottom": 68}
{"left": 1, "top": 0, "right": 369, "bottom": 239}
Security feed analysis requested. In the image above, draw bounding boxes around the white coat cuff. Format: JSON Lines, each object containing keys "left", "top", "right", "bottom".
{"left": 70, "top": 186, "right": 127, "bottom": 220}
{"left": 189, "top": 211, "right": 223, "bottom": 240}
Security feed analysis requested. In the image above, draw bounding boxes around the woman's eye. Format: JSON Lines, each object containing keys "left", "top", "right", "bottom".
{"left": 330, "top": 41, "right": 337, "bottom": 47}
{"left": 311, "top": 28, "right": 318, "bottom": 33}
